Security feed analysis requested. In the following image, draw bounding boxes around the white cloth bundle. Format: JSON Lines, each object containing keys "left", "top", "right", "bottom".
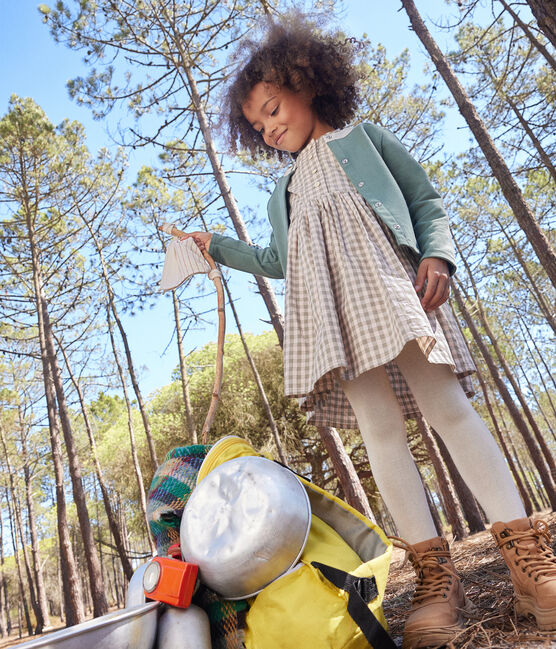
{"left": 160, "top": 236, "right": 212, "bottom": 291}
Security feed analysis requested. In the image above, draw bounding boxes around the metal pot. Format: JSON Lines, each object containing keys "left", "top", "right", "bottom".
{"left": 125, "top": 561, "right": 150, "bottom": 608}
{"left": 14, "top": 602, "right": 159, "bottom": 649}
{"left": 157, "top": 605, "right": 212, "bottom": 649}
{"left": 180, "top": 455, "right": 311, "bottom": 599}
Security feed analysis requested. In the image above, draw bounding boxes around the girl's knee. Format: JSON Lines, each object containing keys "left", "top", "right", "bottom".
{"left": 421, "top": 387, "right": 477, "bottom": 436}
{"left": 359, "top": 420, "right": 410, "bottom": 453}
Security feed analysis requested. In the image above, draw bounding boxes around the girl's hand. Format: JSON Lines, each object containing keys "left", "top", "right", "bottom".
{"left": 414, "top": 257, "right": 450, "bottom": 312}
{"left": 179, "top": 231, "right": 212, "bottom": 252}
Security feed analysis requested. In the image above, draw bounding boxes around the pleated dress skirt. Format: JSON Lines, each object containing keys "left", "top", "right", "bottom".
{"left": 283, "top": 129, "right": 475, "bottom": 429}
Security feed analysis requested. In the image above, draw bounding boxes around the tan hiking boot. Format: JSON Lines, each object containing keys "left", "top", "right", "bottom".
{"left": 391, "top": 536, "right": 475, "bottom": 649}
{"left": 491, "top": 516, "right": 556, "bottom": 630}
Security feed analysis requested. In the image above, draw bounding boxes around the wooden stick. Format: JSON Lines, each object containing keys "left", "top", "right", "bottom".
{"left": 160, "top": 225, "right": 225, "bottom": 443}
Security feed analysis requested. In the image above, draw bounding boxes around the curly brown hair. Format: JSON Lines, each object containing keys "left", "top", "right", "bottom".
{"left": 222, "top": 16, "right": 361, "bottom": 160}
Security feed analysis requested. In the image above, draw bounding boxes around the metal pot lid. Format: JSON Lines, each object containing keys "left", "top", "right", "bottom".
{"left": 181, "top": 455, "right": 311, "bottom": 599}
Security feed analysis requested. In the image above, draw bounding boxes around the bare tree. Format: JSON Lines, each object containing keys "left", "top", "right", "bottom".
{"left": 56, "top": 337, "right": 134, "bottom": 580}
{"left": 452, "top": 283, "right": 556, "bottom": 509}
{"left": 401, "top": 0, "right": 556, "bottom": 287}
{"left": 497, "top": 0, "right": 556, "bottom": 70}
{"left": 106, "top": 310, "right": 156, "bottom": 555}
{"left": 0, "top": 98, "right": 103, "bottom": 623}
{"left": 415, "top": 415, "right": 467, "bottom": 539}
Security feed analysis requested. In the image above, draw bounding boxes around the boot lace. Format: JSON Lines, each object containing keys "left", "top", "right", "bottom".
{"left": 498, "top": 519, "right": 556, "bottom": 581}
{"left": 390, "top": 536, "right": 457, "bottom": 604}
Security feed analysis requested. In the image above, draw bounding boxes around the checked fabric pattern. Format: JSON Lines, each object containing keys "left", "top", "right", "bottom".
{"left": 147, "top": 445, "right": 248, "bottom": 649}
{"left": 284, "top": 130, "right": 475, "bottom": 428}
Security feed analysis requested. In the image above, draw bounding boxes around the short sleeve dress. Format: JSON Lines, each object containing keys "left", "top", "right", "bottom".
{"left": 283, "top": 126, "right": 475, "bottom": 429}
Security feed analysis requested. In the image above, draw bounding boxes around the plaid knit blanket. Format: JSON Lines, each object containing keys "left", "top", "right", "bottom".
{"left": 147, "top": 445, "right": 248, "bottom": 649}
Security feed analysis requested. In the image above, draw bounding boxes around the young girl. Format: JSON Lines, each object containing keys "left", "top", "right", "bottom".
{"left": 182, "top": 19, "right": 556, "bottom": 648}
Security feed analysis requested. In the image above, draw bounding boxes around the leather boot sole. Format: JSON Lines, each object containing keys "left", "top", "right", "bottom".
{"left": 401, "top": 597, "right": 478, "bottom": 649}
{"left": 515, "top": 595, "right": 556, "bottom": 631}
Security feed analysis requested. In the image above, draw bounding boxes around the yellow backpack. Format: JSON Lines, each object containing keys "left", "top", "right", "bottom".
{"left": 197, "top": 436, "right": 396, "bottom": 649}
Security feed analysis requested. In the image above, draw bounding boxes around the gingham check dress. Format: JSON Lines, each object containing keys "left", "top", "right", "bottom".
{"left": 284, "top": 128, "right": 475, "bottom": 428}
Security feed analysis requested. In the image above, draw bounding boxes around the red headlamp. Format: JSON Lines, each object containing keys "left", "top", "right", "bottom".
{"left": 143, "top": 557, "right": 198, "bottom": 609}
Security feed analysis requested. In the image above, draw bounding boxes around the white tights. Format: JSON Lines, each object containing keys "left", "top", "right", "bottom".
{"left": 339, "top": 340, "right": 525, "bottom": 543}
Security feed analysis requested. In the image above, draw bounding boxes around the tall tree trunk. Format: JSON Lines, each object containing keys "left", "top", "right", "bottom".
{"left": 526, "top": 0, "right": 556, "bottom": 50}
{"left": 5, "top": 497, "right": 32, "bottom": 636}
{"left": 39, "top": 300, "right": 108, "bottom": 618}
{"left": 0, "top": 492, "right": 8, "bottom": 638}
{"left": 221, "top": 276, "right": 288, "bottom": 464}
{"left": 504, "top": 95, "right": 556, "bottom": 182}
{"left": 424, "top": 483, "right": 443, "bottom": 537}
{"left": 514, "top": 313, "right": 556, "bottom": 406}
{"left": 3, "top": 581, "right": 10, "bottom": 636}
{"left": 531, "top": 468, "right": 550, "bottom": 508}
{"left": 318, "top": 427, "right": 375, "bottom": 521}
{"left": 454, "top": 237, "right": 556, "bottom": 461}
{"left": 497, "top": 402, "right": 543, "bottom": 512}
{"left": 56, "top": 337, "right": 134, "bottom": 581}
{"left": 454, "top": 273, "right": 556, "bottom": 477}
{"left": 494, "top": 218, "right": 556, "bottom": 335}
{"left": 43, "top": 365, "right": 84, "bottom": 626}
{"left": 499, "top": 324, "right": 555, "bottom": 437}
{"left": 416, "top": 415, "right": 467, "bottom": 539}
{"left": 171, "top": 290, "right": 198, "bottom": 444}
{"left": 16, "top": 601, "right": 22, "bottom": 640}
{"left": 111, "top": 551, "right": 121, "bottom": 609}
{"left": 24, "top": 198, "right": 107, "bottom": 618}
{"left": 432, "top": 431, "right": 485, "bottom": 533}
{"left": 498, "top": 0, "right": 556, "bottom": 70}
{"left": 23, "top": 189, "right": 84, "bottom": 626}
{"left": 452, "top": 284, "right": 556, "bottom": 508}
{"left": 4, "top": 471, "right": 43, "bottom": 633}
{"left": 18, "top": 411, "right": 51, "bottom": 630}
{"left": 82, "top": 219, "right": 158, "bottom": 469}
{"left": 401, "top": 0, "right": 556, "bottom": 288}
{"left": 449, "top": 312, "right": 534, "bottom": 516}
{"left": 0, "top": 425, "right": 42, "bottom": 633}
{"left": 14, "top": 493, "right": 41, "bottom": 633}
{"left": 511, "top": 313, "right": 556, "bottom": 429}
{"left": 107, "top": 310, "right": 155, "bottom": 555}
{"left": 475, "top": 367, "right": 534, "bottom": 516}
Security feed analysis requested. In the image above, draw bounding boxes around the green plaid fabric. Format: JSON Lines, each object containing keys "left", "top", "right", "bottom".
{"left": 147, "top": 445, "right": 248, "bottom": 649}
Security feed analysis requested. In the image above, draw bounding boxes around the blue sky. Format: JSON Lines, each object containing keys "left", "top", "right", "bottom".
{"left": 1, "top": 1, "right": 469, "bottom": 397}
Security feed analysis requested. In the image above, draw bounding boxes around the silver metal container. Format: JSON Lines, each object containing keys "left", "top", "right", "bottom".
{"left": 14, "top": 602, "right": 159, "bottom": 649}
{"left": 180, "top": 455, "right": 311, "bottom": 599}
{"left": 157, "top": 604, "right": 212, "bottom": 648}
{"left": 125, "top": 561, "right": 150, "bottom": 608}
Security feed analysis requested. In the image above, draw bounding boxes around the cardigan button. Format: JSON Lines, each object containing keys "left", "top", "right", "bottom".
{"left": 342, "top": 158, "right": 348, "bottom": 164}
{"left": 394, "top": 224, "right": 401, "bottom": 230}
{"left": 358, "top": 181, "right": 364, "bottom": 187}
{"left": 374, "top": 201, "right": 382, "bottom": 208}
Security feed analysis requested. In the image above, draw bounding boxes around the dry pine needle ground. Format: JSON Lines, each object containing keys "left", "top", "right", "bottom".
{"left": 383, "top": 512, "right": 556, "bottom": 648}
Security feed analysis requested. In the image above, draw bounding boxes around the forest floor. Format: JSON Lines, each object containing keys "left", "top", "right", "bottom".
{"left": 1, "top": 512, "right": 555, "bottom": 649}
{"left": 383, "top": 511, "right": 556, "bottom": 648}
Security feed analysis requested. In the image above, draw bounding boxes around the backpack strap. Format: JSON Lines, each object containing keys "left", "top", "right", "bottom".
{"left": 312, "top": 562, "right": 397, "bottom": 649}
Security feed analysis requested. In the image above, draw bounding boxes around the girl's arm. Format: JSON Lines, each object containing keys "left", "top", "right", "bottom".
{"left": 377, "top": 127, "right": 456, "bottom": 276}
{"left": 182, "top": 231, "right": 284, "bottom": 280}
{"left": 378, "top": 128, "right": 454, "bottom": 311}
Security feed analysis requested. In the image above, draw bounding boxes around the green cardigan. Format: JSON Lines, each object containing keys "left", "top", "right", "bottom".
{"left": 208, "top": 122, "right": 457, "bottom": 279}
